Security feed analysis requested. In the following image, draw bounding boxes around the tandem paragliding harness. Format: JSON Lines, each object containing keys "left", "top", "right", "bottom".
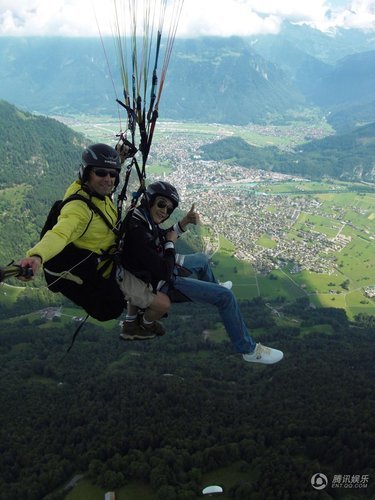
{"left": 39, "top": 193, "right": 122, "bottom": 314}
{"left": 0, "top": 193, "right": 125, "bottom": 354}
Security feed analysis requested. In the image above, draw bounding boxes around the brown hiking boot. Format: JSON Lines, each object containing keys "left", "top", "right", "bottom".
{"left": 140, "top": 318, "right": 166, "bottom": 337}
{"left": 120, "top": 320, "right": 156, "bottom": 341}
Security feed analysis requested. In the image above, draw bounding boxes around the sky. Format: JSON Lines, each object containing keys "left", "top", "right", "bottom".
{"left": 0, "top": 0, "right": 374, "bottom": 38}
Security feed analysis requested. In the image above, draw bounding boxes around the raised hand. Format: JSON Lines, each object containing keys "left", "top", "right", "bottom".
{"left": 180, "top": 203, "right": 200, "bottom": 230}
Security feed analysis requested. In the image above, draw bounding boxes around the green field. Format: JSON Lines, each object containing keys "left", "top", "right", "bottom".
{"left": 0, "top": 283, "right": 26, "bottom": 304}
{"left": 255, "top": 234, "right": 277, "bottom": 249}
{"left": 146, "top": 163, "right": 173, "bottom": 177}
{"left": 211, "top": 184, "right": 375, "bottom": 318}
{"left": 54, "top": 111, "right": 332, "bottom": 152}
{"left": 210, "top": 235, "right": 258, "bottom": 300}
{"left": 212, "top": 241, "right": 373, "bottom": 312}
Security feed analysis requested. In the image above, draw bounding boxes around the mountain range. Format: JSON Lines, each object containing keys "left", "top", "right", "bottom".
{"left": 200, "top": 121, "right": 375, "bottom": 182}
{"left": 0, "top": 22, "right": 374, "bottom": 131}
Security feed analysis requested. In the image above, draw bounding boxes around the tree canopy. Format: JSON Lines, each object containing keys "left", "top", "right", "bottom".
{"left": 0, "top": 298, "right": 374, "bottom": 499}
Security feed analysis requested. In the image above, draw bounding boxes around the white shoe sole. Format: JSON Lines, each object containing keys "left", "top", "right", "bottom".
{"left": 243, "top": 350, "right": 284, "bottom": 364}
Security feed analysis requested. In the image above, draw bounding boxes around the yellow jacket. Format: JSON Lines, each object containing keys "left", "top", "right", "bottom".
{"left": 27, "top": 181, "right": 118, "bottom": 274}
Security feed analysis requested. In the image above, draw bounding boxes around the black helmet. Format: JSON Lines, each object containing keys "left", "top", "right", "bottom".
{"left": 79, "top": 143, "right": 121, "bottom": 185}
{"left": 145, "top": 181, "right": 179, "bottom": 208}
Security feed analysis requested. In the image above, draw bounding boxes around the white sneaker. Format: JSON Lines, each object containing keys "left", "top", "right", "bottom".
{"left": 220, "top": 281, "right": 233, "bottom": 290}
{"left": 243, "top": 343, "right": 284, "bottom": 365}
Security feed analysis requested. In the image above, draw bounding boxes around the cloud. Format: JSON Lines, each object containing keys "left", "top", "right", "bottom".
{"left": 0, "top": 0, "right": 374, "bottom": 37}
{"left": 177, "top": 0, "right": 375, "bottom": 36}
{"left": 0, "top": 0, "right": 95, "bottom": 36}
{"left": 330, "top": 0, "right": 375, "bottom": 30}
{"left": 177, "top": 1, "right": 282, "bottom": 37}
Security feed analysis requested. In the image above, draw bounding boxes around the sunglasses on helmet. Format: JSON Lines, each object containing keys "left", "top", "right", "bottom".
{"left": 156, "top": 199, "right": 174, "bottom": 215}
{"left": 92, "top": 168, "right": 118, "bottom": 178}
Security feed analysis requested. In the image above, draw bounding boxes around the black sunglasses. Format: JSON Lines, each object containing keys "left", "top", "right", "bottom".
{"left": 92, "top": 168, "right": 118, "bottom": 178}
{"left": 156, "top": 199, "right": 174, "bottom": 215}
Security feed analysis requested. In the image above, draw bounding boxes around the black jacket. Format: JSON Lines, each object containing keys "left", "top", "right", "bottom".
{"left": 121, "top": 207, "right": 180, "bottom": 290}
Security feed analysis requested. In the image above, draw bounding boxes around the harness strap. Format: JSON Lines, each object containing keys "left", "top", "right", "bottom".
{"left": 62, "top": 193, "right": 118, "bottom": 235}
{"left": 67, "top": 314, "right": 90, "bottom": 353}
{"left": 44, "top": 268, "right": 84, "bottom": 285}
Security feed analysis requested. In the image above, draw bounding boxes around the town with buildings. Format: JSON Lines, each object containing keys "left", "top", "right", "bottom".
{"left": 149, "top": 134, "right": 363, "bottom": 277}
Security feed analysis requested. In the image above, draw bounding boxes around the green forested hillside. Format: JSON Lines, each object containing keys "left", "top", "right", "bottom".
{"left": 0, "top": 299, "right": 374, "bottom": 499}
{"left": 200, "top": 122, "right": 375, "bottom": 182}
{"left": 0, "top": 100, "right": 85, "bottom": 262}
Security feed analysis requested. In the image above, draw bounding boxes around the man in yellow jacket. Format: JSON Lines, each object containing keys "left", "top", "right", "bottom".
{"left": 19, "top": 143, "right": 169, "bottom": 339}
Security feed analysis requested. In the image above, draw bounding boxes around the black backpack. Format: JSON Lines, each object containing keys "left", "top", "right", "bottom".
{"left": 40, "top": 193, "right": 115, "bottom": 238}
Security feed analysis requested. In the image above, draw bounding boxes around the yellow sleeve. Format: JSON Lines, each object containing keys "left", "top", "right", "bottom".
{"left": 27, "top": 201, "right": 92, "bottom": 264}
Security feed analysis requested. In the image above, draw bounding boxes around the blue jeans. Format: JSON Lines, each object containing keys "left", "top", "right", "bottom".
{"left": 162, "top": 253, "right": 256, "bottom": 354}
